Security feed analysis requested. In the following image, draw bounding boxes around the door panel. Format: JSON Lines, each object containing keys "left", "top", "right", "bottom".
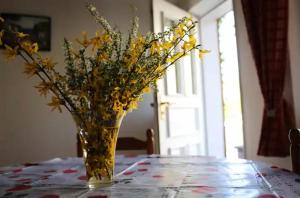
{"left": 168, "top": 108, "right": 198, "bottom": 136}
{"left": 153, "top": 0, "right": 206, "bottom": 156}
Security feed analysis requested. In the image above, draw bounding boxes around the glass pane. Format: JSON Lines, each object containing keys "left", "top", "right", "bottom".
{"left": 182, "top": 54, "right": 193, "bottom": 95}
{"left": 165, "top": 66, "right": 178, "bottom": 95}
{"left": 163, "top": 17, "right": 180, "bottom": 95}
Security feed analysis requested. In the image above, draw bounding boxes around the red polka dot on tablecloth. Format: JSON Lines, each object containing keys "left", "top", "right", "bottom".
{"left": 16, "top": 178, "right": 32, "bottom": 184}
{"left": 138, "top": 168, "right": 148, "bottom": 172}
{"left": 39, "top": 195, "right": 60, "bottom": 198}
{"left": 40, "top": 175, "right": 50, "bottom": 180}
{"left": 7, "top": 185, "right": 32, "bottom": 192}
{"left": 152, "top": 175, "right": 163, "bottom": 178}
{"left": 12, "top": 168, "right": 22, "bottom": 173}
{"left": 63, "top": 169, "right": 78, "bottom": 174}
{"left": 88, "top": 195, "right": 108, "bottom": 198}
{"left": 138, "top": 162, "right": 151, "bottom": 165}
{"left": 258, "top": 195, "right": 284, "bottom": 198}
{"left": 199, "top": 175, "right": 209, "bottom": 179}
{"left": 8, "top": 175, "right": 19, "bottom": 178}
{"left": 78, "top": 175, "right": 87, "bottom": 180}
{"left": 44, "top": 169, "right": 57, "bottom": 173}
{"left": 123, "top": 171, "right": 135, "bottom": 175}
{"left": 205, "top": 168, "right": 218, "bottom": 172}
{"left": 192, "top": 186, "right": 217, "bottom": 194}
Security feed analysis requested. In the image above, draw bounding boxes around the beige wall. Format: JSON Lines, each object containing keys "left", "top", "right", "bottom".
{"left": 0, "top": 0, "right": 155, "bottom": 165}
{"left": 234, "top": 0, "right": 300, "bottom": 169}
{"left": 289, "top": 0, "right": 300, "bottom": 126}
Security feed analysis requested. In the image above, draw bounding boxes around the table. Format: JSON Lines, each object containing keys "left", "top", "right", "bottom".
{"left": 0, "top": 155, "right": 300, "bottom": 197}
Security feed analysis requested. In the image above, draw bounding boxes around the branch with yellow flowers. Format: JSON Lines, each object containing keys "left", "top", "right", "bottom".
{"left": 0, "top": 21, "right": 88, "bottom": 128}
{"left": 0, "top": 3, "right": 209, "bottom": 129}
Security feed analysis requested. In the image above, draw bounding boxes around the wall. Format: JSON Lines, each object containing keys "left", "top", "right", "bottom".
{"left": 234, "top": 0, "right": 300, "bottom": 169}
{"left": 0, "top": 0, "right": 155, "bottom": 165}
{"left": 289, "top": 0, "right": 300, "bottom": 127}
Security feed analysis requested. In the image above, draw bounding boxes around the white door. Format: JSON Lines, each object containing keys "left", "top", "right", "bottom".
{"left": 153, "top": 0, "right": 206, "bottom": 155}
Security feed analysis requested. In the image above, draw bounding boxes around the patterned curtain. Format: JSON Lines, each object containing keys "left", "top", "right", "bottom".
{"left": 241, "top": 0, "right": 295, "bottom": 156}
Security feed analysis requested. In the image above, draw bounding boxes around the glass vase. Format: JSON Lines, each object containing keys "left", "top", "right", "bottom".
{"left": 77, "top": 116, "right": 124, "bottom": 188}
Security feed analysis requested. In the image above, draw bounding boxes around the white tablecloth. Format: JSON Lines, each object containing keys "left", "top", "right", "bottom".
{"left": 0, "top": 155, "right": 299, "bottom": 197}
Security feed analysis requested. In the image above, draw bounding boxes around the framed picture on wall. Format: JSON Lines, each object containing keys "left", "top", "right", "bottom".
{"left": 0, "top": 13, "right": 51, "bottom": 51}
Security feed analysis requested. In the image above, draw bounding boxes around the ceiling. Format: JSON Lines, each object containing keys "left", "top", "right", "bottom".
{"left": 166, "top": 0, "right": 227, "bottom": 17}
{"left": 166, "top": 0, "right": 201, "bottom": 11}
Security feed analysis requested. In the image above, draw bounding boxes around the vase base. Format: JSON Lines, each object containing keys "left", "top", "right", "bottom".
{"left": 88, "top": 177, "right": 113, "bottom": 189}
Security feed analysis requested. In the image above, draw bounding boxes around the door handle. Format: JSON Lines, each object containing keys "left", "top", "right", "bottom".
{"left": 159, "top": 102, "right": 172, "bottom": 119}
{"left": 150, "top": 102, "right": 172, "bottom": 107}
{"left": 159, "top": 102, "right": 170, "bottom": 107}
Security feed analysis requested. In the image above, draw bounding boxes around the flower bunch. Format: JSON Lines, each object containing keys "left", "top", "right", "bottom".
{"left": 0, "top": 4, "right": 208, "bottom": 131}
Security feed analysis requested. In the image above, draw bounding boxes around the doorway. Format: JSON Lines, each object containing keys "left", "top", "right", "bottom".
{"left": 196, "top": 0, "right": 244, "bottom": 158}
{"left": 153, "top": 0, "right": 244, "bottom": 158}
{"left": 217, "top": 10, "right": 244, "bottom": 159}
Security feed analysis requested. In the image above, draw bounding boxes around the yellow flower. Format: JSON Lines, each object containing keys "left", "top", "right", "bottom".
{"left": 3, "top": 45, "right": 18, "bottom": 61}
{"left": 111, "top": 90, "right": 120, "bottom": 99}
{"left": 97, "top": 53, "right": 109, "bottom": 62}
{"left": 142, "top": 86, "right": 151, "bottom": 93}
{"left": 41, "top": 58, "right": 55, "bottom": 70}
{"left": 175, "top": 24, "right": 185, "bottom": 37}
{"left": 35, "top": 81, "right": 51, "bottom": 97}
{"left": 167, "top": 52, "right": 184, "bottom": 63}
{"left": 113, "top": 100, "right": 123, "bottom": 112}
{"left": 136, "top": 36, "right": 145, "bottom": 46}
{"left": 47, "top": 96, "right": 63, "bottom": 112}
{"left": 155, "top": 64, "right": 164, "bottom": 73}
{"left": 16, "top": 32, "right": 29, "bottom": 38}
{"left": 188, "top": 35, "right": 196, "bottom": 46}
{"left": 128, "top": 100, "right": 138, "bottom": 109}
{"left": 184, "top": 17, "right": 194, "bottom": 27}
{"left": 150, "top": 41, "right": 161, "bottom": 54}
{"left": 199, "top": 49, "right": 210, "bottom": 60}
{"left": 21, "top": 41, "right": 39, "bottom": 55}
{"left": 130, "top": 79, "right": 137, "bottom": 84}
{"left": 182, "top": 35, "right": 196, "bottom": 51}
{"left": 182, "top": 42, "right": 191, "bottom": 51}
{"left": 24, "top": 62, "right": 38, "bottom": 77}
{"left": 76, "top": 31, "right": 91, "bottom": 48}
{"left": 0, "top": 30, "right": 4, "bottom": 46}
{"left": 32, "top": 43, "right": 39, "bottom": 53}
{"left": 102, "top": 33, "right": 111, "bottom": 43}
{"left": 91, "top": 32, "right": 102, "bottom": 51}
{"left": 162, "top": 41, "right": 172, "bottom": 50}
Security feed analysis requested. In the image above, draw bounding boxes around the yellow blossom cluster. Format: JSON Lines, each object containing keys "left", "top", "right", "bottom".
{"left": 0, "top": 4, "right": 208, "bottom": 132}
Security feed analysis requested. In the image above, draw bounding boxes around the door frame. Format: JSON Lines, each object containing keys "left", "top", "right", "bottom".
{"left": 191, "top": 0, "right": 235, "bottom": 158}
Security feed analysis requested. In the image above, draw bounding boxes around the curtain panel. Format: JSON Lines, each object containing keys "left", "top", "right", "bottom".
{"left": 241, "top": 0, "right": 295, "bottom": 156}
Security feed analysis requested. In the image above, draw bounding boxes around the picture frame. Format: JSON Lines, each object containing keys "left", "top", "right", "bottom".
{"left": 0, "top": 13, "right": 51, "bottom": 51}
